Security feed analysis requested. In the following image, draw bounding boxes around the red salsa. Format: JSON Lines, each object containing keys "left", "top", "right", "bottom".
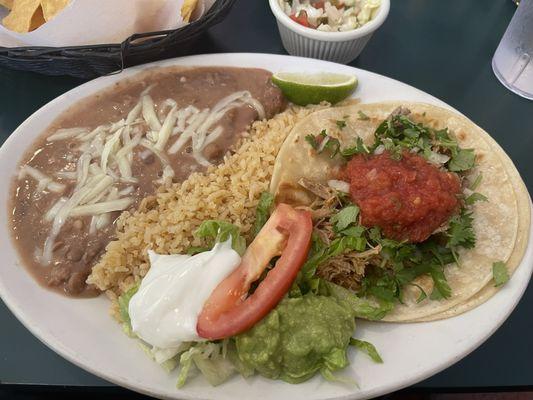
{"left": 340, "top": 150, "right": 461, "bottom": 243}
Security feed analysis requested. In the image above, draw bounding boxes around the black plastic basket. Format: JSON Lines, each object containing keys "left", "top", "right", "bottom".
{"left": 0, "top": 0, "right": 236, "bottom": 79}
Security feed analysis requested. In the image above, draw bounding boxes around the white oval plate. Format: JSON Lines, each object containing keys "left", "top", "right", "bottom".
{"left": 1, "top": 53, "right": 532, "bottom": 400}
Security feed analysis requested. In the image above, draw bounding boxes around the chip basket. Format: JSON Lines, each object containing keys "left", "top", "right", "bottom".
{"left": 0, "top": 0, "right": 236, "bottom": 79}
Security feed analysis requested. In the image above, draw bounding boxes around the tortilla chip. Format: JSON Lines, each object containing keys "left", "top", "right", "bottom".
{"left": 181, "top": 0, "right": 198, "bottom": 22}
{"left": 0, "top": 0, "right": 14, "bottom": 10}
{"left": 2, "top": 0, "right": 43, "bottom": 32}
{"left": 41, "top": 0, "right": 68, "bottom": 21}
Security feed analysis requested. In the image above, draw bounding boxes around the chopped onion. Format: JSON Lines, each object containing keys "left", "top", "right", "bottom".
{"left": 374, "top": 144, "right": 385, "bottom": 155}
{"left": 328, "top": 179, "right": 350, "bottom": 193}
{"left": 428, "top": 151, "right": 450, "bottom": 165}
{"left": 317, "top": 136, "right": 330, "bottom": 153}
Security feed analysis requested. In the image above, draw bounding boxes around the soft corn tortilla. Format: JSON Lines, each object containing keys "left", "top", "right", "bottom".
{"left": 410, "top": 120, "right": 531, "bottom": 322}
{"left": 271, "top": 102, "right": 530, "bottom": 322}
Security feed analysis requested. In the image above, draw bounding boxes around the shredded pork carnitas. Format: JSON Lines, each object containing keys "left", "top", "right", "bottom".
{"left": 296, "top": 178, "right": 382, "bottom": 291}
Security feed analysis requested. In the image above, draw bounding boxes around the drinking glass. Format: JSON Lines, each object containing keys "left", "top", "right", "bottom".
{"left": 492, "top": 0, "right": 533, "bottom": 99}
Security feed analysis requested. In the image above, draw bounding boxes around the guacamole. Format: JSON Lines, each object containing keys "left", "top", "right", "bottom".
{"left": 235, "top": 294, "right": 356, "bottom": 383}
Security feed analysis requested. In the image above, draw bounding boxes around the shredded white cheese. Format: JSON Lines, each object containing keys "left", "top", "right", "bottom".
{"left": 27, "top": 87, "right": 266, "bottom": 264}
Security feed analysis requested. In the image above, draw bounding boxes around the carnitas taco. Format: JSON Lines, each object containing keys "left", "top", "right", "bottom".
{"left": 271, "top": 102, "right": 530, "bottom": 322}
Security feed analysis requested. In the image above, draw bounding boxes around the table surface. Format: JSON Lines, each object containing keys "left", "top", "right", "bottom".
{"left": 1, "top": 0, "right": 532, "bottom": 393}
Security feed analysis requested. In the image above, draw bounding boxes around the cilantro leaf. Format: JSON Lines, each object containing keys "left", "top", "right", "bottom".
{"left": 341, "top": 137, "right": 370, "bottom": 157}
{"left": 305, "top": 134, "right": 319, "bottom": 150}
{"left": 449, "top": 148, "right": 475, "bottom": 172}
{"left": 465, "top": 192, "right": 488, "bottom": 205}
{"left": 336, "top": 120, "right": 346, "bottom": 129}
{"left": 339, "top": 225, "right": 366, "bottom": 237}
{"left": 331, "top": 205, "right": 359, "bottom": 231}
{"left": 368, "top": 286, "right": 397, "bottom": 303}
{"left": 253, "top": 191, "right": 274, "bottom": 235}
{"left": 429, "top": 265, "right": 452, "bottom": 299}
{"left": 412, "top": 283, "right": 428, "bottom": 303}
{"left": 349, "top": 338, "right": 383, "bottom": 363}
{"left": 447, "top": 209, "right": 476, "bottom": 249}
{"left": 493, "top": 261, "right": 509, "bottom": 287}
{"left": 469, "top": 174, "right": 483, "bottom": 190}
{"left": 305, "top": 130, "right": 341, "bottom": 158}
{"left": 357, "top": 110, "right": 370, "bottom": 121}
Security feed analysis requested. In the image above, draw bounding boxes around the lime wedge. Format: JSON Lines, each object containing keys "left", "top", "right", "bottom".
{"left": 272, "top": 72, "right": 358, "bottom": 106}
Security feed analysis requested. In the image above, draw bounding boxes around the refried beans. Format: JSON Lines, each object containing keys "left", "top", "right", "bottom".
{"left": 10, "top": 66, "right": 286, "bottom": 297}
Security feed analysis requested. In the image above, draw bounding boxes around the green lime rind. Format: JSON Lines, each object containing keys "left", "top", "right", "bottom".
{"left": 272, "top": 73, "right": 358, "bottom": 106}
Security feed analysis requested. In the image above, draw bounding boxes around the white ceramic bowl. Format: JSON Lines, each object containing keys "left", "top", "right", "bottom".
{"left": 269, "top": 0, "right": 390, "bottom": 64}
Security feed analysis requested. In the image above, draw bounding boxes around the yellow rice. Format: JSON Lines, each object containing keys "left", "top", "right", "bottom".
{"left": 87, "top": 104, "right": 328, "bottom": 312}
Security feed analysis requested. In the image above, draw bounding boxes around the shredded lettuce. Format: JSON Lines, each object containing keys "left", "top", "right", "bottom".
{"left": 194, "top": 220, "right": 246, "bottom": 255}
{"left": 324, "top": 281, "right": 393, "bottom": 321}
{"left": 253, "top": 191, "right": 274, "bottom": 235}
{"left": 177, "top": 341, "right": 238, "bottom": 388}
{"left": 117, "top": 283, "right": 140, "bottom": 336}
{"left": 349, "top": 338, "right": 383, "bottom": 363}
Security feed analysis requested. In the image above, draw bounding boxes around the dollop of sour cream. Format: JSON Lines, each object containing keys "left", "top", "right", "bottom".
{"left": 129, "top": 239, "right": 241, "bottom": 350}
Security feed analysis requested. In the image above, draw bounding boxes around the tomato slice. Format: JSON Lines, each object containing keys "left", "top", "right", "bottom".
{"left": 289, "top": 11, "right": 311, "bottom": 28}
{"left": 196, "top": 203, "right": 313, "bottom": 340}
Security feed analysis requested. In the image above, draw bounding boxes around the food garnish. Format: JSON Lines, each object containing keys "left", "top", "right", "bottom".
{"left": 301, "top": 108, "right": 482, "bottom": 304}
{"left": 272, "top": 72, "right": 357, "bottom": 105}
{"left": 278, "top": 0, "right": 381, "bottom": 32}
{"left": 493, "top": 261, "right": 509, "bottom": 287}
{"left": 197, "top": 203, "right": 313, "bottom": 339}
